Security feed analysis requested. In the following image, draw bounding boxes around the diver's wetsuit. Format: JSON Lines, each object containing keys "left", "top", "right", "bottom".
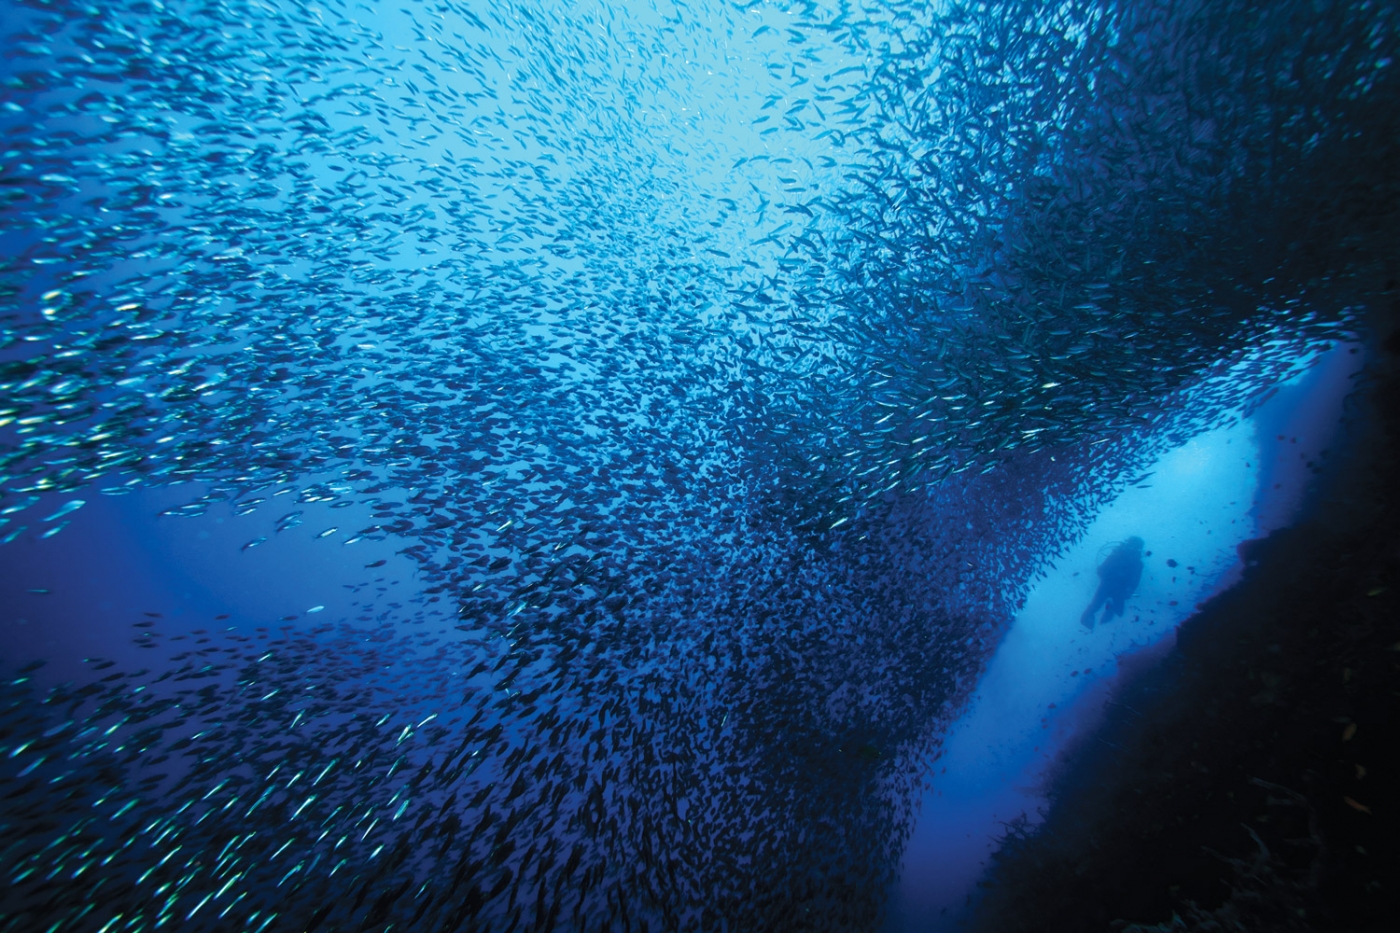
{"left": 1081, "top": 536, "right": 1144, "bottom": 629}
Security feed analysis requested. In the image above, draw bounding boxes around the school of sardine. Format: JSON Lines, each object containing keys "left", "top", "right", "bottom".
{"left": 1, "top": 0, "right": 1395, "bottom": 930}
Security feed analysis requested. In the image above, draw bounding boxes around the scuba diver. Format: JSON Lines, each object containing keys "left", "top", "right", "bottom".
{"left": 1081, "top": 536, "right": 1145, "bottom": 629}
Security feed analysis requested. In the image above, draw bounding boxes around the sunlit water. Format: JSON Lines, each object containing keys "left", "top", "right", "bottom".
{"left": 890, "top": 342, "right": 1362, "bottom": 930}
{"left": 0, "top": 0, "right": 1392, "bottom": 930}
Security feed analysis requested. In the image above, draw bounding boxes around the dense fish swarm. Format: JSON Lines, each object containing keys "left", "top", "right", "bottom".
{"left": 1, "top": 0, "right": 1396, "bottom": 930}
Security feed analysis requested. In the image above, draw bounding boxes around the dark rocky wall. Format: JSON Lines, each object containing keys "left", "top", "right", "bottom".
{"left": 971, "top": 293, "right": 1400, "bottom": 933}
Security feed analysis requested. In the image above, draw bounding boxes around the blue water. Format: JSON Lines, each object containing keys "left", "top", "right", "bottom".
{"left": 1, "top": 1, "right": 1395, "bottom": 931}
{"left": 889, "top": 340, "right": 1362, "bottom": 930}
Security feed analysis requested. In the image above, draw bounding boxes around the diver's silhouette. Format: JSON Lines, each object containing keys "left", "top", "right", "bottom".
{"left": 1081, "top": 536, "right": 1144, "bottom": 629}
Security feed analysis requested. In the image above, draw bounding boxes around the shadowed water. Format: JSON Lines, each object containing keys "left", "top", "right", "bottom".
{"left": 0, "top": 1, "right": 1395, "bottom": 931}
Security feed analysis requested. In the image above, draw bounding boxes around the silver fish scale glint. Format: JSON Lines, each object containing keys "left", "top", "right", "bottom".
{"left": 0, "top": 0, "right": 1396, "bottom": 931}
